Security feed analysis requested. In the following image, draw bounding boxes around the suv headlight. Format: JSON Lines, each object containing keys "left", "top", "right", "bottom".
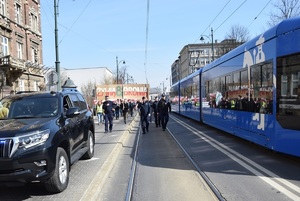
{"left": 18, "top": 129, "right": 50, "bottom": 149}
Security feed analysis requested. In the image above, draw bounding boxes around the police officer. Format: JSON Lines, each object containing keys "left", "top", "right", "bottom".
{"left": 137, "top": 96, "right": 150, "bottom": 134}
{"left": 102, "top": 95, "right": 115, "bottom": 133}
{"left": 151, "top": 96, "right": 160, "bottom": 127}
{"left": 157, "top": 94, "right": 171, "bottom": 131}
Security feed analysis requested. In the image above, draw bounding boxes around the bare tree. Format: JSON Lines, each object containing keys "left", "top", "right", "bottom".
{"left": 225, "top": 24, "right": 250, "bottom": 43}
{"left": 268, "top": 0, "right": 300, "bottom": 27}
{"left": 102, "top": 74, "right": 114, "bottom": 85}
{"left": 81, "top": 80, "right": 96, "bottom": 108}
{"left": 118, "top": 65, "right": 130, "bottom": 84}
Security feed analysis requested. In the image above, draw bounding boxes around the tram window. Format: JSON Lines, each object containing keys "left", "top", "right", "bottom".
{"left": 251, "top": 65, "right": 262, "bottom": 88}
{"left": 277, "top": 54, "right": 300, "bottom": 130}
{"left": 291, "top": 73, "right": 299, "bottom": 97}
{"left": 262, "top": 63, "right": 272, "bottom": 87}
{"left": 241, "top": 70, "right": 248, "bottom": 90}
{"left": 226, "top": 75, "right": 232, "bottom": 91}
{"left": 281, "top": 75, "right": 288, "bottom": 96}
{"left": 233, "top": 72, "right": 240, "bottom": 90}
{"left": 221, "top": 77, "right": 226, "bottom": 96}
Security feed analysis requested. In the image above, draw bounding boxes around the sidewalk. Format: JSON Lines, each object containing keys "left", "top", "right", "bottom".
{"left": 94, "top": 115, "right": 218, "bottom": 201}
{"left": 131, "top": 121, "right": 218, "bottom": 201}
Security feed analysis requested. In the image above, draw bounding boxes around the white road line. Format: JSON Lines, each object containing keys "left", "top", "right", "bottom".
{"left": 172, "top": 115, "right": 300, "bottom": 201}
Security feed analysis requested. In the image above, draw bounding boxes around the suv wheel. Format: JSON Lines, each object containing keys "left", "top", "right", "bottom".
{"left": 82, "top": 130, "right": 94, "bottom": 159}
{"left": 45, "top": 147, "right": 69, "bottom": 193}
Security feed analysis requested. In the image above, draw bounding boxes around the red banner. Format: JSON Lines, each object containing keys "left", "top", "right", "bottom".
{"left": 96, "top": 84, "right": 149, "bottom": 101}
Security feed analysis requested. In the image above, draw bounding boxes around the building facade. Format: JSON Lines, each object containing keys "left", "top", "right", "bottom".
{"left": 0, "top": 0, "right": 45, "bottom": 98}
{"left": 56, "top": 67, "right": 113, "bottom": 92}
{"left": 172, "top": 39, "right": 243, "bottom": 85}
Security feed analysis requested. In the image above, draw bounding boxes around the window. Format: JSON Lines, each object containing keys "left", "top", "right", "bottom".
{"left": 226, "top": 75, "right": 232, "bottom": 91}
{"left": 31, "top": 48, "right": 36, "bottom": 62}
{"left": 262, "top": 63, "right": 272, "bottom": 87}
{"left": 0, "top": 0, "right": 6, "bottom": 16}
{"left": 281, "top": 75, "right": 288, "bottom": 96}
{"left": 19, "top": 79, "right": 25, "bottom": 91}
{"left": 33, "top": 81, "right": 38, "bottom": 91}
{"left": 16, "top": 3, "right": 21, "bottom": 24}
{"left": 30, "top": 13, "right": 38, "bottom": 32}
{"left": 241, "top": 70, "right": 248, "bottom": 90}
{"left": 291, "top": 73, "right": 299, "bottom": 97}
{"left": 277, "top": 54, "right": 300, "bottom": 130}
{"left": 17, "top": 42, "right": 23, "bottom": 59}
{"left": 233, "top": 72, "right": 240, "bottom": 90}
{"left": 2, "top": 36, "right": 9, "bottom": 56}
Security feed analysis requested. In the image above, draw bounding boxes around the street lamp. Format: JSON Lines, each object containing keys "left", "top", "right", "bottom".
{"left": 200, "top": 28, "right": 214, "bottom": 61}
{"left": 160, "top": 77, "right": 168, "bottom": 94}
{"left": 54, "top": 0, "right": 61, "bottom": 91}
{"left": 116, "top": 56, "right": 125, "bottom": 84}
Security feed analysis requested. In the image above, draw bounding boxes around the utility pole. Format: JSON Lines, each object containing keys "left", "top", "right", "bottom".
{"left": 54, "top": 0, "right": 61, "bottom": 91}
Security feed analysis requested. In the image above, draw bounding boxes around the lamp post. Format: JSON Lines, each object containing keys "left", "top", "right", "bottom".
{"left": 200, "top": 28, "right": 214, "bottom": 61}
{"left": 54, "top": 0, "right": 61, "bottom": 91}
{"left": 126, "top": 74, "right": 133, "bottom": 84}
{"left": 116, "top": 56, "right": 125, "bottom": 84}
{"left": 161, "top": 77, "right": 168, "bottom": 94}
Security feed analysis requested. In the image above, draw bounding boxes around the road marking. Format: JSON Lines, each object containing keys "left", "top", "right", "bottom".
{"left": 171, "top": 115, "right": 300, "bottom": 201}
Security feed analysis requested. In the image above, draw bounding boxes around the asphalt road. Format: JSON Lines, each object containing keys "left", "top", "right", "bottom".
{"left": 2, "top": 112, "right": 300, "bottom": 201}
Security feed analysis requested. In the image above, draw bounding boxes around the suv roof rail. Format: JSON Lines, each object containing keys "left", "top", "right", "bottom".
{"left": 16, "top": 91, "right": 36, "bottom": 94}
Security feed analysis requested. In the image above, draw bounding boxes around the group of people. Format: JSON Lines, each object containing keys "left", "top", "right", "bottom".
{"left": 137, "top": 94, "right": 171, "bottom": 134}
{"left": 95, "top": 96, "right": 134, "bottom": 133}
{"left": 210, "top": 93, "right": 273, "bottom": 114}
{"left": 94, "top": 94, "right": 171, "bottom": 134}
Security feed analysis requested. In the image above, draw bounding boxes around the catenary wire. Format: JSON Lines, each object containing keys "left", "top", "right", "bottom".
{"left": 144, "top": 0, "right": 150, "bottom": 85}
{"left": 214, "top": 0, "right": 248, "bottom": 32}
{"left": 194, "top": 0, "right": 232, "bottom": 43}
{"left": 247, "top": 0, "right": 272, "bottom": 29}
{"left": 59, "top": 0, "right": 94, "bottom": 45}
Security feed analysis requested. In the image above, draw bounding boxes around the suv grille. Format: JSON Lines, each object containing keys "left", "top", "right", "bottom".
{"left": 0, "top": 139, "right": 13, "bottom": 158}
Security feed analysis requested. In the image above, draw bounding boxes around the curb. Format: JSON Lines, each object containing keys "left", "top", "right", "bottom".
{"left": 80, "top": 114, "right": 139, "bottom": 201}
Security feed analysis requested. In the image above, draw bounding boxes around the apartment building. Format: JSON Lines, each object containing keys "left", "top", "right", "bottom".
{"left": 0, "top": 0, "right": 45, "bottom": 98}
{"left": 172, "top": 39, "right": 244, "bottom": 86}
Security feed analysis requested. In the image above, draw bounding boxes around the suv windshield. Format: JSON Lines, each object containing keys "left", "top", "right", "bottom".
{"left": 0, "top": 96, "right": 59, "bottom": 119}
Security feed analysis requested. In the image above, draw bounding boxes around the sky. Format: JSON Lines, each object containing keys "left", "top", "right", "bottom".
{"left": 40, "top": 0, "right": 276, "bottom": 90}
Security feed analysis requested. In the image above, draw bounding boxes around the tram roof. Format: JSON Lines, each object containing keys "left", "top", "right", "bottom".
{"left": 202, "top": 16, "right": 300, "bottom": 73}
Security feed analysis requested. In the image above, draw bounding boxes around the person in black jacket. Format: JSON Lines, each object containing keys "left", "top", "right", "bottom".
{"left": 102, "top": 96, "right": 115, "bottom": 133}
{"left": 157, "top": 94, "right": 171, "bottom": 131}
{"left": 137, "top": 96, "right": 150, "bottom": 134}
{"left": 151, "top": 96, "right": 160, "bottom": 127}
{"left": 120, "top": 99, "right": 129, "bottom": 124}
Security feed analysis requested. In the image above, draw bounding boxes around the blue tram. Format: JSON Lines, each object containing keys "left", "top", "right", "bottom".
{"left": 170, "top": 17, "right": 300, "bottom": 158}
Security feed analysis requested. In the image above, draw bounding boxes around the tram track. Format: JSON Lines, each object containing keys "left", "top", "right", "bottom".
{"left": 125, "top": 120, "right": 222, "bottom": 201}
{"left": 169, "top": 114, "right": 300, "bottom": 201}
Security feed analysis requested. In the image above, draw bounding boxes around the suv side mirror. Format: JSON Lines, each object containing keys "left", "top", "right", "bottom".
{"left": 66, "top": 107, "right": 80, "bottom": 118}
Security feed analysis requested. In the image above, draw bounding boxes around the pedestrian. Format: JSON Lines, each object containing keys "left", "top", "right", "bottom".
{"left": 129, "top": 100, "right": 134, "bottom": 117}
{"left": 102, "top": 96, "right": 115, "bottom": 133}
{"left": 149, "top": 99, "right": 153, "bottom": 123}
{"left": 157, "top": 94, "right": 171, "bottom": 131}
{"left": 151, "top": 96, "right": 160, "bottom": 127}
{"left": 95, "top": 100, "right": 103, "bottom": 125}
{"left": 114, "top": 99, "right": 120, "bottom": 120}
{"left": 137, "top": 96, "right": 150, "bottom": 134}
{"left": 121, "top": 99, "right": 129, "bottom": 124}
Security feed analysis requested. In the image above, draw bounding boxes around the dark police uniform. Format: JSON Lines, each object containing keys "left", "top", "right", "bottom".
{"left": 102, "top": 96, "right": 115, "bottom": 133}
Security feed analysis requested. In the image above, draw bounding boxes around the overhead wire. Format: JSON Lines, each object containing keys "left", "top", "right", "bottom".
{"left": 40, "top": 0, "right": 54, "bottom": 30}
{"left": 214, "top": 0, "right": 247, "bottom": 32}
{"left": 59, "top": 0, "right": 94, "bottom": 44}
{"left": 144, "top": 0, "right": 150, "bottom": 85}
{"left": 247, "top": 0, "right": 272, "bottom": 29}
{"left": 194, "top": 0, "right": 232, "bottom": 43}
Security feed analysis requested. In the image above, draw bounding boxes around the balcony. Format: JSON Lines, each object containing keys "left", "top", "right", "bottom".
{"left": 0, "top": 55, "right": 26, "bottom": 85}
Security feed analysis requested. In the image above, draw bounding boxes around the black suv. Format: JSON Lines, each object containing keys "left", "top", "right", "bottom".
{"left": 0, "top": 85, "right": 95, "bottom": 193}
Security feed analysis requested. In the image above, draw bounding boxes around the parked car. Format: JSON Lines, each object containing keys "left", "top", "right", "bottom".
{"left": 0, "top": 86, "right": 95, "bottom": 193}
